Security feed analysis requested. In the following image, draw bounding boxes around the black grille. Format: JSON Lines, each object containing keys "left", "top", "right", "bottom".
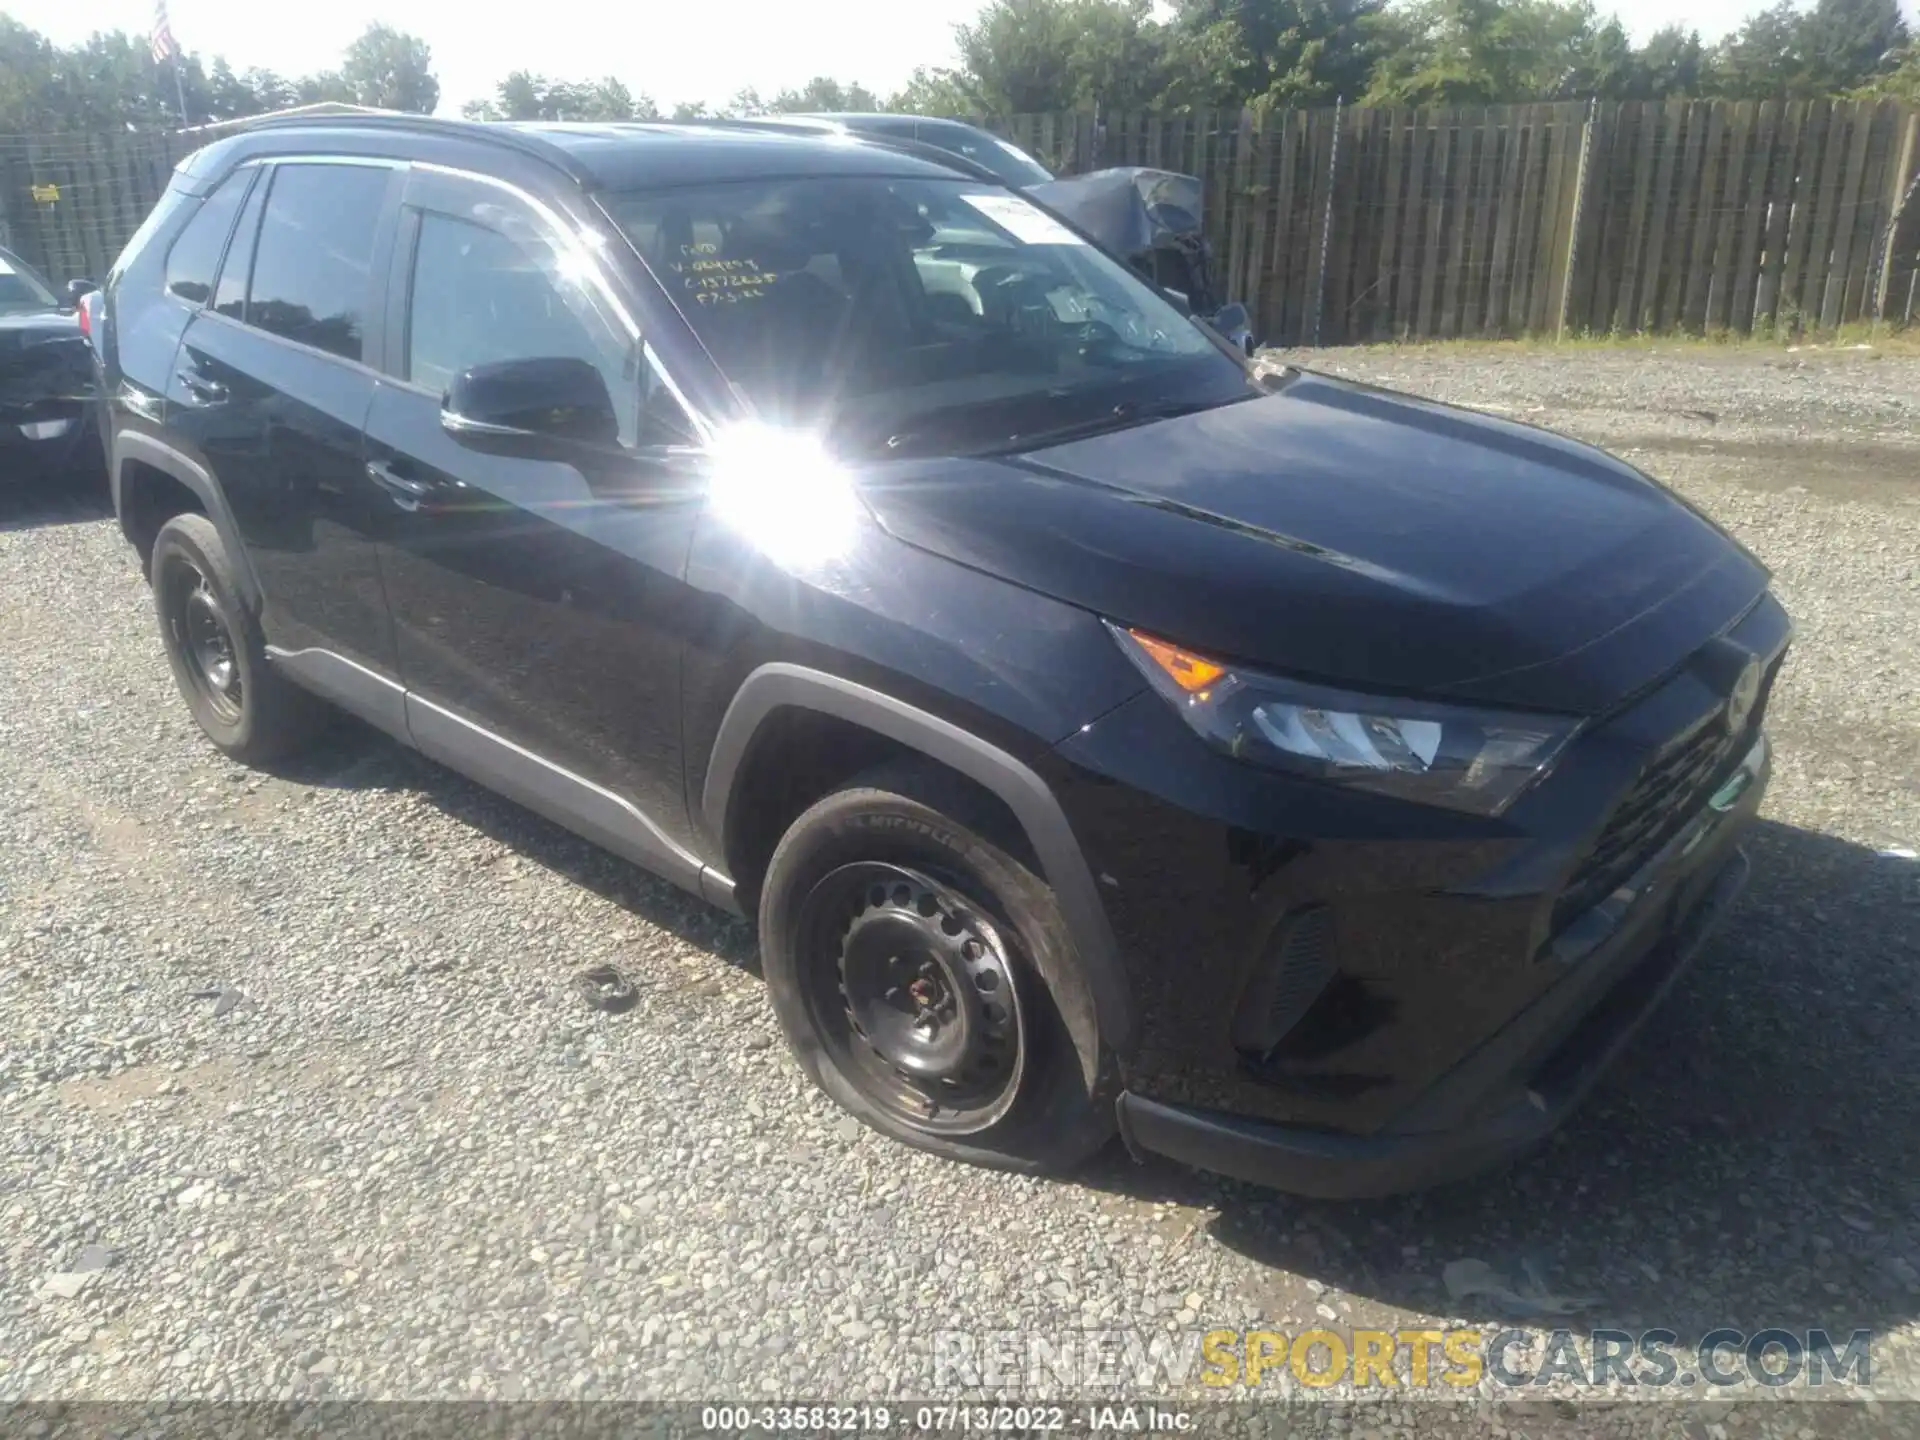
{"left": 1554, "top": 660, "right": 1777, "bottom": 930}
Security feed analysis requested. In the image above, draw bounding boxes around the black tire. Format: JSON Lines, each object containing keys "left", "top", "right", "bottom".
{"left": 150, "top": 512, "right": 326, "bottom": 764}
{"left": 759, "top": 762, "right": 1116, "bottom": 1174}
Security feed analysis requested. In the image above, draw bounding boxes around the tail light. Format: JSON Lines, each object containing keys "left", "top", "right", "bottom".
{"left": 76, "top": 293, "right": 95, "bottom": 338}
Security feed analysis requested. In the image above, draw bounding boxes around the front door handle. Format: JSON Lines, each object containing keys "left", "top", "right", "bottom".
{"left": 366, "top": 459, "right": 438, "bottom": 510}
{"left": 176, "top": 371, "right": 227, "bottom": 405}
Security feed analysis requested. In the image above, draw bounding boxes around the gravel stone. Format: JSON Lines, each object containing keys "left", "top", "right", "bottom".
{"left": 1, "top": 345, "right": 1915, "bottom": 1426}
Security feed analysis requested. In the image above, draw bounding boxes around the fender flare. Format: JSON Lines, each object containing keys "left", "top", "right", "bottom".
{"left": 112, "top": 430, "right": 264, "bottom": 611}
{"left": 702, "top": 663, "right": 1134, "bottom": 1056}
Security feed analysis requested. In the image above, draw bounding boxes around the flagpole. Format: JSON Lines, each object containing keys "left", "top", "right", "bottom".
{"left": 153, "top": 0, "right": 188, "bottom": 126}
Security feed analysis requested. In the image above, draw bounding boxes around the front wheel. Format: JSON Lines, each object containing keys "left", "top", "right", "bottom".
{"left": 758, "top": 765, "right": 1116, "bottom": 1174}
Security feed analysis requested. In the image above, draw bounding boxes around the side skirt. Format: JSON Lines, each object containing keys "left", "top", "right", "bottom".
{"left": 266, "top": 645, "right": 726, "bottom": 907}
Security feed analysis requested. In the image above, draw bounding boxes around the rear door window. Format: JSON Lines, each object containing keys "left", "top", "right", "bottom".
{"left": 244, "top": 163, "right": 392, "bottom": 362}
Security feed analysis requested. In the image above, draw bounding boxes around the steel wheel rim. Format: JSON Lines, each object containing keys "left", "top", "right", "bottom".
{"left": 795, "top": 861, "right": 1026, "bottom": 1135}
{"left": 169, "top": 563, "right": 242, "bottom": 723}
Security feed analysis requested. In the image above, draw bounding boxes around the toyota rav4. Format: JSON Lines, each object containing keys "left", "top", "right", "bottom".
{"left": 91, "top": 116, "right": 1789, "bottom": 1196}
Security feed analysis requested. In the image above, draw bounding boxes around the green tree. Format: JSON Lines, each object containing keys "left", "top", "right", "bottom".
{"left": 242, "top": 67, "right": 297, "bottom": 113}
{"left": 1631, "top": 24, "right": 1709, "bottom": 98}
{"left": 1860, "top": 38, "right": 1920, "bottom": 99}
{"left": 463, "top": 72, "right": 658, "bottom": 121}
{"left": 765, "top": 77, "right": 881, "bottom": 112}
{"left": 339, "top": 23, "right": 439, "bottom": 113}
{"left": 885, "top": 66, "right": 983, "bottom": 114}
{"left": 1798, "top": 0, "right": 1909, "bottom": 93}
{"left": 1713, "top": 0, "right": 1813, "bottom": 95}
{"left": 943, "top": 0, "right": 1172, "bottom": 113}
{"left": 1364, "top": 0, "right": 1612, "bottom": 104}
{"left": 1711, "top": 0, "right": 1907, "bottom": 96}
{"left": 1164, "top": 0, "right": 1390, "bottom": 110}
{"left": 293, "top": 71, "right": 357, "bottom": 106}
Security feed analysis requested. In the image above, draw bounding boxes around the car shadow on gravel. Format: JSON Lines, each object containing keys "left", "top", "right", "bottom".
{"left": 0, "top": 470, "right": 112, "bottom": 530}
{"left": 274, "top": 720, "right": 761, "bottom": 974}
{"left": 1089, "top": 818, "right": 1920, "bottom": 1341}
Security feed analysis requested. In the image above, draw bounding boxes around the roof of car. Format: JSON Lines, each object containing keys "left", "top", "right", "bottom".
{"left": 208, "top": 114, "right": 973, "bottom": 192}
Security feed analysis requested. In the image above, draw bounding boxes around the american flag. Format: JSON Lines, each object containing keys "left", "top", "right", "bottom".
{"left": 150, "top": 0, "right": 179, "bottom": 64}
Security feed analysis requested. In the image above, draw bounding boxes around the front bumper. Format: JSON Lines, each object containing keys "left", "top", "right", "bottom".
{"left": 1113, "top": 734, "right": 1765, "bottom": 1197}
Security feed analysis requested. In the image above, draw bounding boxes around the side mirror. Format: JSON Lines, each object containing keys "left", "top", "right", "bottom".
{"left": 64, "top": 278, "right": 98, "bottom": 308}
{"left": 1210, "top": 302, "right": 1250, "bottom": 336}
{"left": 1200, "top": 302, "right": 1255, "bottom": 357}
{"left": 441, "top": 356, "right": 619, "bottom": 456}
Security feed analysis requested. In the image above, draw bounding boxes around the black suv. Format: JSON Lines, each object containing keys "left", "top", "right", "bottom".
{"left": 93, "top": 117, "right": 1789, "bottom": 1197}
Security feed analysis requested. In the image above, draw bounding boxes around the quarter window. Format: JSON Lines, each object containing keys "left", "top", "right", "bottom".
{"left": 245, "top": 163, "right": 390, "bottom": 362}
{"left": 164, "top": 173, "right": 250, "bottom": 306}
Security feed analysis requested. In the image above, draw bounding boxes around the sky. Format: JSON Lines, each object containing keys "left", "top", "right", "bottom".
{"left": 4, "top": 0, "right": 1916, "bottom": 117}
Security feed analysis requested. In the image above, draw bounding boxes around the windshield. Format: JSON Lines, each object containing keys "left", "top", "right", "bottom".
{"left": 604, "top": 176, "right": 1253, "bottom": 457}
{"left": 0, "top": 249, "right": 59, "bottom": 313}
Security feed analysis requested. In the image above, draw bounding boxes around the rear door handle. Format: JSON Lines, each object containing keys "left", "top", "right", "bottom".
{"left": 366, "top": 459, "right": 439, "bottom": 510}
{"left": 176, "top": 371, "right": 227, "bottom": 405}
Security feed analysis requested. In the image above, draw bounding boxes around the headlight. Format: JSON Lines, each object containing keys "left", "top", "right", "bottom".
{"left": 1110, "top": 624, "right": 1580, "bottom": 816}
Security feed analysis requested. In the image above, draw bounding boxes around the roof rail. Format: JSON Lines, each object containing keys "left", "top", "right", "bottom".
{"left": 236, "top": 112, "right": 597, "bottom": 185}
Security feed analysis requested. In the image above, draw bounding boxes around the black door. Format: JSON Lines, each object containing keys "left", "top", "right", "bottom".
{"left": 168, "top": 159, "right": 405, "bottom": 701}
{"left": 364, "top": 168, "right": 707, "bottom": 881}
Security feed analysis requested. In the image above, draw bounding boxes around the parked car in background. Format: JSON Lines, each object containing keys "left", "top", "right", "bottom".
{"left": 94, "top": 116, "right": 1786, "bottom": 1197}
{"left": 730, "top": 112, "right": 1058, "bottom": 189}
{"left": 722, "top": 113, "right": 1255, "bottom": 353}
{"left": 0, "top": 244, "right": 100, "bottom": 482}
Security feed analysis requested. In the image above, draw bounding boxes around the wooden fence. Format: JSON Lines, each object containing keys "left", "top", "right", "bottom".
{"left": 997, "top": 99, "right": 1920, "bottom": 341}
{"left": 4, "top": 100, "right": 1917, "bottom": 343}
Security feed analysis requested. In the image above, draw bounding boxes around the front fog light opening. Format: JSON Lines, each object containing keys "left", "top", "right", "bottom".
{"left": 1231, "top": 906, "right": 1337, "bottom": 1060}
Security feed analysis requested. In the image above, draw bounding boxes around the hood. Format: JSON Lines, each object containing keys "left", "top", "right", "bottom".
{"left": 859, "top": 370, "right": 1769, "bottom": 715}
{"left": 1027, "top": 168, "right": 1205, "bottom": 256}
{"left": 0, "top": 307, "right": 78, "bottom": 341}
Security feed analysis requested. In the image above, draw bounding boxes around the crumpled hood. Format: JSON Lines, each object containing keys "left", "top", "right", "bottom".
{"left": 1026, "top": 168, "right": 1206, "bottom": 256}
{"left": 0, "top": 307, "right": 77, "bottom": 335}
{"left": 859, "top": 370, "right": 1769, "bottom": 715}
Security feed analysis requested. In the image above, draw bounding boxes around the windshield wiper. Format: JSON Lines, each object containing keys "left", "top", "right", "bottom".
{"left": 969, "top": 394, "right": 1242, "bottom": 455}
{"left": 866, "top": 390, "right": 1248, "bottom": 461}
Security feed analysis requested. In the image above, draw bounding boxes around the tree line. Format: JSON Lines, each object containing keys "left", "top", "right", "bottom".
{"left": 0, "top": 16, "right": 438, "bottom": 132}
{"left": 1, "top": 0, "right": 1914, "bottom": 139}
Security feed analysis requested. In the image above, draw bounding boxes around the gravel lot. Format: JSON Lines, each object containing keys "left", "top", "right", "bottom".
{"left": 2, "top": 345, "right": 1918, "bottom": 1431}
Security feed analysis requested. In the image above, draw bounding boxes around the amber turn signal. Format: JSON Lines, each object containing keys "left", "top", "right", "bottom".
{"left": 1126, "top": 629, "right": 1227, "bottom": 694}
